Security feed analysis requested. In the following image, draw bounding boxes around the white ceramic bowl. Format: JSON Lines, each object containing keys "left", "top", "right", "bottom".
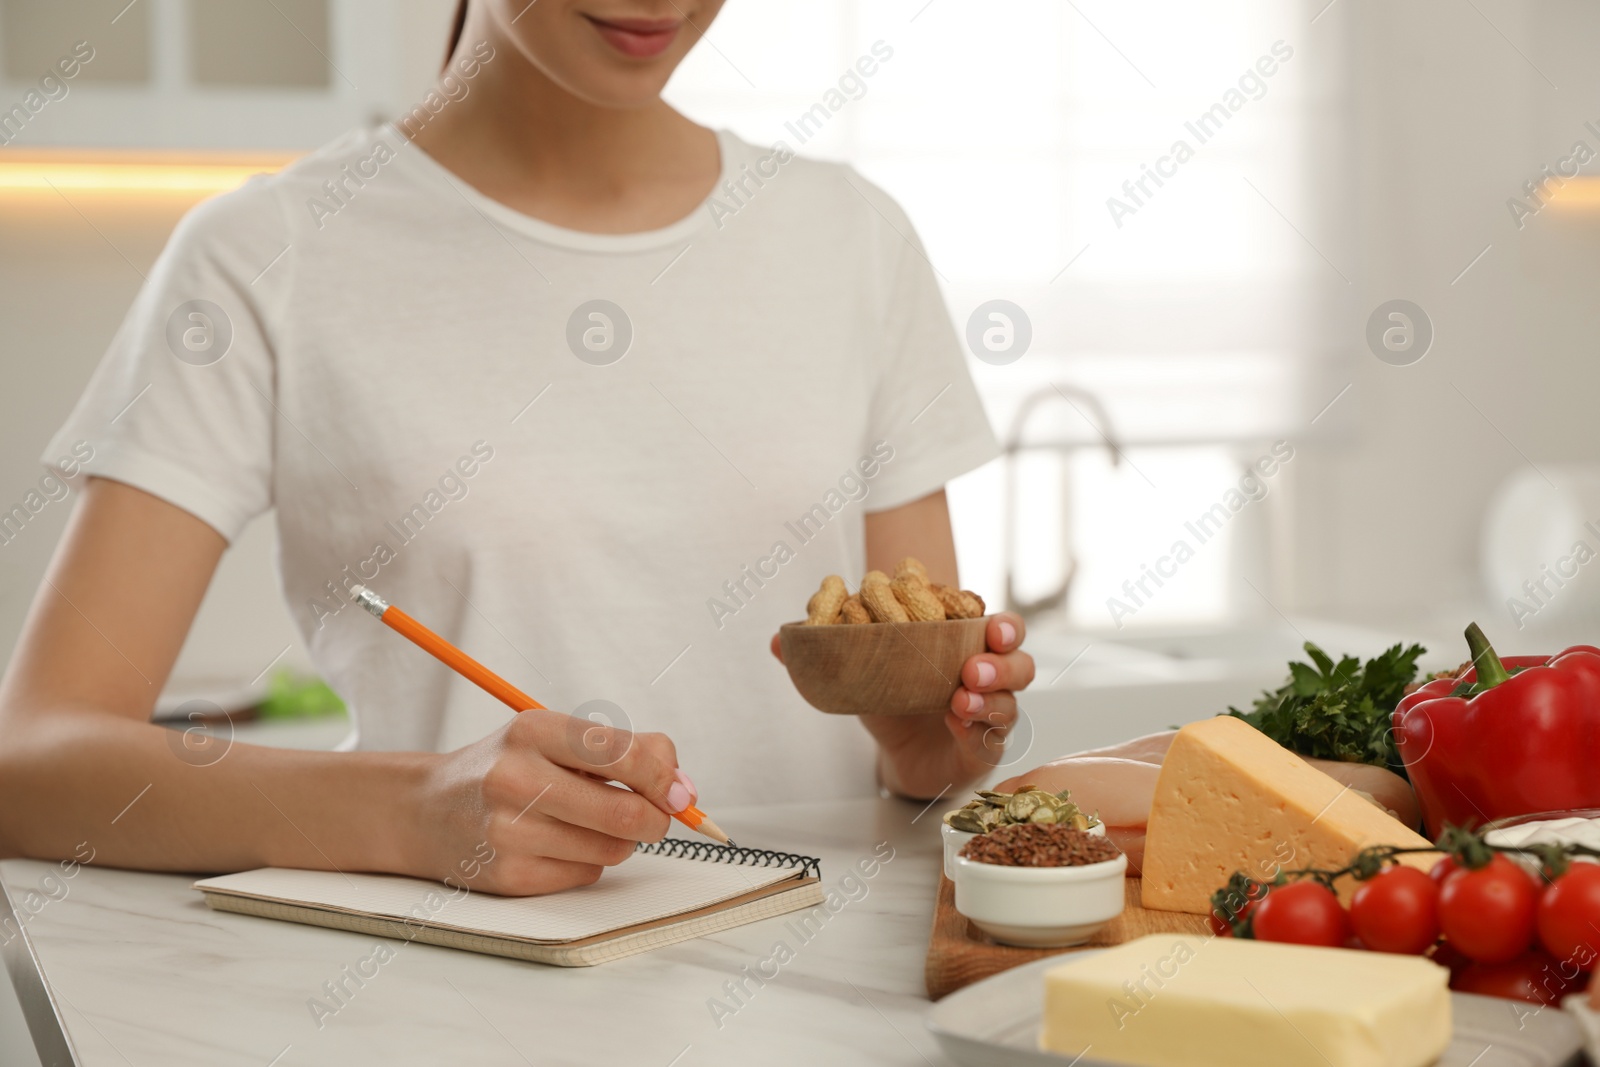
{"left": 950, "top": 850, "right": 1127, "bottom": 948}
{"left": 941, "top": 820, "right": 1105, "bottom": 881}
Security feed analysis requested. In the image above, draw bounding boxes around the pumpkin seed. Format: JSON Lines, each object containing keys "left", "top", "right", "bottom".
{"left": 942, "top": 786, "right": 1101, "bottom": 837}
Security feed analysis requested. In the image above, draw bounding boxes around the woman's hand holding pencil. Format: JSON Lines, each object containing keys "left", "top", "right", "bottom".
{"left": 409, "top": 705, "right": 697, "bottom": 895}
{"left": 350, "top": 585, "right": 729, "bottom": 897}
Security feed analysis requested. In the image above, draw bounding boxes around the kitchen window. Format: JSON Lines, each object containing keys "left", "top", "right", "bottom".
{"left": 666, "top": 0, "right": 1341, "bottom": 630}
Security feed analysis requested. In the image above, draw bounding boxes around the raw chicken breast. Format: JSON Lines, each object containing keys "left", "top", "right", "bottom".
{"left": 995, "top": 757, "right": 1163, "bottom": 831}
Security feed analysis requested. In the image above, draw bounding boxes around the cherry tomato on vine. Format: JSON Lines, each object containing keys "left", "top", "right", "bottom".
{"left": 1250, "top": 882, "right": 1348, "bottom": 948}
{"left": 1450, "top": 950, "right": 1578, "bottom": 1005}
{"left": 1430, "top": 856, "right": 1461, "bottom": 885}
{"left": 1536, "top": 863, "right": 1600, "bottom": 971}
{"left": 1350, "top": 866, "right": 1440, "bottom": 954}
{"left": 1437, "top": 855, "right": 1538, "bottom": 964}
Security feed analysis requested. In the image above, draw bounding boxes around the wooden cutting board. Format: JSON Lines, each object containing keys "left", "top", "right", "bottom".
{"left": 925, "top": 875, "right": 1211, "bottom": 1000}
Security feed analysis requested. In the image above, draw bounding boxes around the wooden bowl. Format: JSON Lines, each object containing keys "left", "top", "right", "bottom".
{"left": 778, "top": 617, "right": 990, "bottom": 717}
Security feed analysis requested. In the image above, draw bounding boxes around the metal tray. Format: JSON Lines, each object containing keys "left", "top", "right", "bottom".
{"left": 925, "top": 954, "right": 1586, "bottom": 1067}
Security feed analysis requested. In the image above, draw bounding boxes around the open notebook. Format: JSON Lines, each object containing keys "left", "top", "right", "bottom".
{"left": 194, "top": 839, "right": 823, "bottom": 967}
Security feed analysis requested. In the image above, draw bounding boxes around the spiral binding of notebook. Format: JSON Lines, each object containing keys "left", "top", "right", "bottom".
{"left": 639, "top": 837, "right": 823, "bottom": 880}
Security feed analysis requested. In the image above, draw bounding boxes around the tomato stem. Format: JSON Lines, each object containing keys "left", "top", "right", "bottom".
{"left": 1220, "top": 836, "right": 1600, "bottom": 896}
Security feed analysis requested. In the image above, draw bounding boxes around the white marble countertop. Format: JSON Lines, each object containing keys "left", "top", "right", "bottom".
{"left": 1, "top": 795, "right": 954, "bottom": 1067}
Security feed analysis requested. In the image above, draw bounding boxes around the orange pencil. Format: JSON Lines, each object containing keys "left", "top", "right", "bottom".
{"left": 349, "top": 584, "right": 731, "bottom": 846}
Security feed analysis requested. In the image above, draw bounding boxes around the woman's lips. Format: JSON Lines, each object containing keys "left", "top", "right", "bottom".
{"left": 585, "top": 15, "right": 681, "bottom": 59}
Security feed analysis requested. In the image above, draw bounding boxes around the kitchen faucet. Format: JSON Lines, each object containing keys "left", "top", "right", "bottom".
{"left": 1001, "top": 384, "right": 1124, "bottom": 619}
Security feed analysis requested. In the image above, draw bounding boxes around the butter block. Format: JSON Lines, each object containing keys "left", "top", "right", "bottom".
{"left": 1041, "top": 934, "right": 1451, "bottom": 1067}
{"left": 1141, "top": 716, "right": 1435, "bottom": 914}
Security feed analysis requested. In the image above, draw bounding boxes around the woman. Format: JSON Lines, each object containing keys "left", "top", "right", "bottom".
{"left": 0, "top": 0, "right": 1033, "bottom": 895}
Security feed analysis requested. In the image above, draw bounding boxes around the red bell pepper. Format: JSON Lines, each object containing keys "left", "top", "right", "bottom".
{"left": 1393, "top": 623, "right": 1600, "bottom": 838}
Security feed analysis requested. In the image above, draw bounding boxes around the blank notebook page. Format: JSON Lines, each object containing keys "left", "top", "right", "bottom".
{"left": 195, "top": 853, "right": 804, "bottom": 943}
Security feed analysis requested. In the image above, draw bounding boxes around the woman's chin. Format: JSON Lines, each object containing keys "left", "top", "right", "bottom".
{"left": 546, "top": 65, "right": 679, "bottom": 110}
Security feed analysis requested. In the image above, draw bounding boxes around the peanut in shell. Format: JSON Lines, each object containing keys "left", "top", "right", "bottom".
{"left": 860, "top": 575, "right": 910, "bottom": 623}
{"left": 890, "top": 573, "right": 945, "bottom": 622}
{"left": 804, "top": 575, "right": 848, "bottom": 625}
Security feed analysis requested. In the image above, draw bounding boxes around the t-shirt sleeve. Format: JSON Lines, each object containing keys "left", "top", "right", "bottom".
{"left": 856, "top": 185, "right": 1001, "bottom": 512}
{"left": 41, "top": 177, "right": 290, "bottom": 542}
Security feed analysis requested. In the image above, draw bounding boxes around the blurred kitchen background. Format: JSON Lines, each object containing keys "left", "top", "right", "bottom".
{"left": 2, "top": 0, "right": 1600, "bottom": 1055}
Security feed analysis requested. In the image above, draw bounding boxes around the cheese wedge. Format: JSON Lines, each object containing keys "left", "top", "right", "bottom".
{"left": 1141, "top": 716, "right": 1435, "bottom": 914}
{"left": 1040, "top": 934, "right": 1451, "bottom": 1067}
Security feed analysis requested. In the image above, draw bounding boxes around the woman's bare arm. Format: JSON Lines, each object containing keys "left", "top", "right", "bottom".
{"left": 863, "top": 489, "right": 962, "bottom": 587}
{"left": 0, "top": 477, "right": 426, "bottom": 872}
{"left": 0, "top": 479, "right": 690, "bottom": 895}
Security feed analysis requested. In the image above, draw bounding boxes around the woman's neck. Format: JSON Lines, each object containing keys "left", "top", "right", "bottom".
{"left": 409, "top": 16, "right": 719, "bottom": 234}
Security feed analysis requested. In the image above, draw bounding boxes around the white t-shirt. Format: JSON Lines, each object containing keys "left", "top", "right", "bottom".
{"left": 44, "top": 125, "right": 999, "bottom": 803}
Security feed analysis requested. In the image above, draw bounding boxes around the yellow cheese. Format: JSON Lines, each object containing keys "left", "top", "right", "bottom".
{"left": 1040, "top": 934, "right": 1451, "bottom": 1067}
{"left": 1141, "top": 716, "right": 1434, "bottom": 914}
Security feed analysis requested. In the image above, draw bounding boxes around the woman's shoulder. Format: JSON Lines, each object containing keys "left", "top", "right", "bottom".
{"left": 713, "top": 129, "right": 925, "bottom": 252}
{"left": 168, "top": 126, "right": 400, "bottom": 252}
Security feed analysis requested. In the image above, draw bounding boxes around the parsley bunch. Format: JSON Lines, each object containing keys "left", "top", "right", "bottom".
{"left": 1227, "top": 642, "right": 1426, "bottom": 777}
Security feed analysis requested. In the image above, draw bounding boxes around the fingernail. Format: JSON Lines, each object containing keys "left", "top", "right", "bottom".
{"left": 975, "top": 661, "right": 996, "bottom": 688}
{"left": 965, "top": 691, "right": 985, "bottom": 714}
{"left": 667, "top": 781, "right": 692, "bottom": 813}
{"left": 675, "top": 768, "right": 696, "bottom": 795}
{"left": 998, "top": 621, "right": 1016, "bottom": 647}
